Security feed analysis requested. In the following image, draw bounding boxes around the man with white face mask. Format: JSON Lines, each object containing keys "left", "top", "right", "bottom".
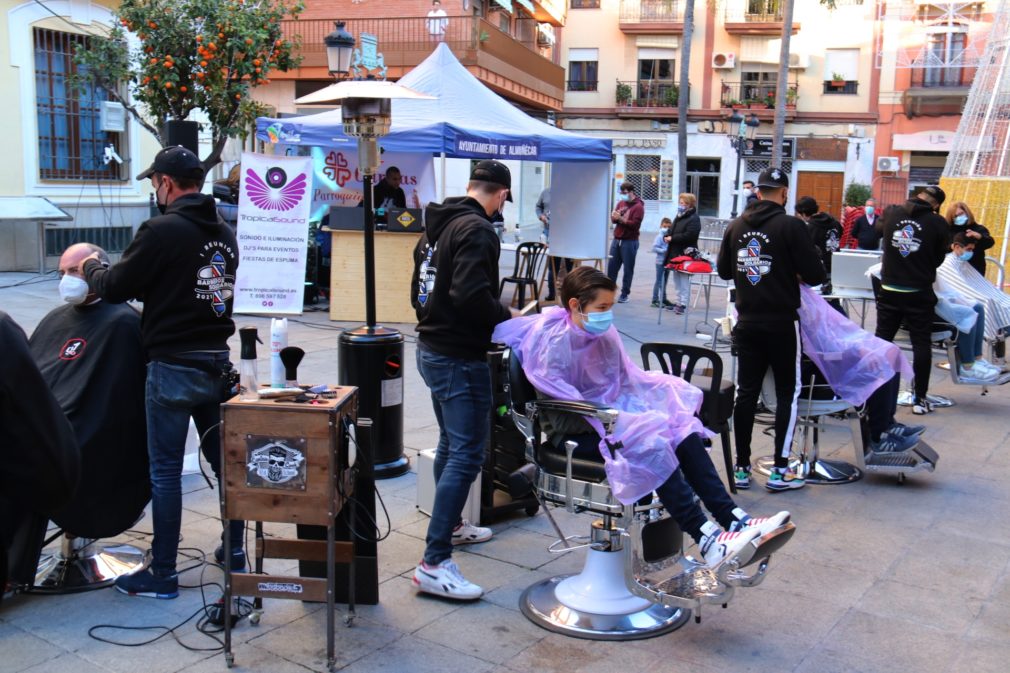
{"left": 28, "top": 243, "right": 149, "bottom": 547}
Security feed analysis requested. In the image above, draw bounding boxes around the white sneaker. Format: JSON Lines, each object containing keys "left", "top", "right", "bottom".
{"left": 959, "top": 364, "right": 998, "bottom": 382}
{"left": 412, "top": 559, "right": 483, "bottom": 600}
{"left": 974, "top": 359, "right": 1003, "bottom": 376}
{"left": 729, "top": 509, "right": 791, "bottom": 539}
{"left": 699, "top": 523, "right": 761, "bottom": 569}
{"left": 451, "top": 519, "right": 492, "bottom": 545}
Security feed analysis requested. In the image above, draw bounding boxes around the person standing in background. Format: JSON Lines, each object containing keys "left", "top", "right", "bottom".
{"left": 663, "top": 193, "right": 702, "bottom": 314}
{"left": 607, "top": 182, "right": 644, "bottom": 304}
{"left": 851, "top": 198, "right": 882, "bottom": 251}
{"left": 427, "top": 0, "right": 448, "bottom": 42}
{"left": 944, "top": 201, "right": 994, "bottom": 276}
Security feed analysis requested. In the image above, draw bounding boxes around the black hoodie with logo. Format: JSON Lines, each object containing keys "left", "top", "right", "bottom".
{"left": 806, "top": 212, "right": 843, "bottom": 274}
{"left": 83, "top": 193, "right": 238, "bottom": 360}
{"left": 878, "top": 197, "right": 949, "bottom": 290}
{"left": 717, "top": 200, "right": 827, "bottom": 324}
{"left": 411, "top": 196, "right": 511, "bottom": 360}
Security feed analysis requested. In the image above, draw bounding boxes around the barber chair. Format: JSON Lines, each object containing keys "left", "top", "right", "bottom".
{"left": 640, "top": 343, "right": 737, "bottom": 493}
{"left": 503, "top": 349, "right": 791, "bottom": 640}
{"left": 753, "top": 368, "right": 863, "bottom": 485}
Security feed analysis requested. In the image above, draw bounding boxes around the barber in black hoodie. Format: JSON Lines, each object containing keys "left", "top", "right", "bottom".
{"left": 409, "top": 160, "right": 516, "bottom": 601}
{"left": 81, "top": 146, "right": 243, "bottom": 600}
{"left": 718, "top": 167, "right": 826, "bottom": 493}
{"left": 873, "top": 185, "right": 950, "bottom": 415}
{"left": 795, "top": 196, "right": 843, "bottom": 277}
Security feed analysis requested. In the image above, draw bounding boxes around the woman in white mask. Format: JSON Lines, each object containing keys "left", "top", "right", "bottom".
{"left": 944, "top": 201, "right": 993, "bottom": 276}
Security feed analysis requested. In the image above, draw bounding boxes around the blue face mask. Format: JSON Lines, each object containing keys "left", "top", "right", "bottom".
{"left": 954, "top": 214, "right": 968, "bottom": 226}
{"left": 580, "top": 309, "right": 614, "bottom": 335}
{"left": 619, "top": 193, "right": 630, "bottom": 202}
{"left": 677, "top": 205, "right": 687, "bottom": 214}
{"left": 865, "top": 206, "right": 875, "bottom": 217}
{"left": 958, "top": 250, "right": 973, "bottom": 262}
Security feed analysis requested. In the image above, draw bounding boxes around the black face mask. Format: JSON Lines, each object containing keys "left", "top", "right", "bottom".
{"left": 155, "top": 179, "right": 168, "bottom": 215}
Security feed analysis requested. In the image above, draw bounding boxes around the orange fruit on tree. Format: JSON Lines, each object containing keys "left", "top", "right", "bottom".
{"left": 180, "top": 86, "right": 187, "bottom": 92}
{"left": 200, "top": 60, "right": 207, "bottom": 67}
{"left": 165, "top": 82, "right": 173, "bottom": 88}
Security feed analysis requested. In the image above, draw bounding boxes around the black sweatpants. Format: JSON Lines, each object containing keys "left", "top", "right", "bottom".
{"left": 732, "top": 321, "right": 801, "bottom": 470}
{"left": 865, "top": 374, "right": 900, "bottom": 441}
{"left": 874, "top": 288, "right": 937, "bottom": 400}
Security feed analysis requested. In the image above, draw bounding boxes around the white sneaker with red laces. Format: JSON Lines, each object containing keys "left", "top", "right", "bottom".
{"left": 699, "top": 522, "right": 761, "bottom": 569}
{"left": 729, "top": 508, "right": 791, "bottom": 539}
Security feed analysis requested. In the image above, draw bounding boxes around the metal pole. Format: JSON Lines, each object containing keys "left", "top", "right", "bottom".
{"left": 362, "top": 169, "right": 377, "bottom": 329}
{"left": 731, "top": 141, "right": 742, "bottom": 219}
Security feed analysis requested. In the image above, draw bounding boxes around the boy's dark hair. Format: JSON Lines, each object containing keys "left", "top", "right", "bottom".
{"left": 795, "top": 196, "right": 819, "bottom": 217}
{"left": 561, "top": 266, "right": 617, "bottom": 310}
{"left": 660, "top": 217, "right": 673, "bottom": 225}
{"left": 952, "top": 231, "right": 974, "bottom": 247}
{"left": 620, "top": 182, "right": 635, "bottom": 194}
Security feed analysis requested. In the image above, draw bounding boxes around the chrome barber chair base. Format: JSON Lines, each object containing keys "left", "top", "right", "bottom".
{"left": 754, "top": 456, "right": 862, "bottom": 484}
{"left": 521, "top": 576, "right": 690, "bottom": 640}
{"left": 33, "top": 539, "right": 147, "bottom": 594}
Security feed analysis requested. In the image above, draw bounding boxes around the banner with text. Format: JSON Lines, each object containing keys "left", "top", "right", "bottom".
{"left": 452, "top": 133, "right": 541, "bottom": 161}
{"left": 234, "top": 152, "right": 313, "bottom": 315}
{"left": 276, "top": 145, "right": 436, "bottom": 222}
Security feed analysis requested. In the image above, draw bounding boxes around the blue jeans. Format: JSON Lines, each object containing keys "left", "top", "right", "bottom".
{"left": 416, "top": 345, "right": 492, "bottom": 565}
{"left": 146, "top": 358, "right": 242, "bottom": 576}
{"left": 651, "top": 264, "right": 669, "bottom": 303}
{"left": 607, "top": 239, "right": 639, "bottom": 298}
{"left": 563, "top": 433, "right": 736, "bottom": 543}
{"left": 957, "top": 304, "right": 986, "bottom": 362}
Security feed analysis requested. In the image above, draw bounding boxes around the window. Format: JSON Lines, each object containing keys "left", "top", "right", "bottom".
{"left": 571, "top": 0, "right": 601, "bottom": 8}
{"left": 923, "top": 30, "right": 968, "bottom": 86}
{"left": 686, "top": 158, "right": 722, "bottom": 218}
{"left": 625, "top": 155, "right": 661, "bottom": 201}
{"left": 638, "top": 50, "right": 676, "bottom": 105}
{"left": 34, "top": 28, "right": 125, "bottom": 181}
{"left": 823, "top": 48, "right": 859, "bottom": 95}
{"left": 742, "top": 70, "right": 777, "bottom": 103}
{"left": 568, "top": 48, "right": 598, "bottom": 91}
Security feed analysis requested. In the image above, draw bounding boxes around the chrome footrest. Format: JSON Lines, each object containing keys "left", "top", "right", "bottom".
{"left": 646, "top": 565, "right": 731, "bottom": 606}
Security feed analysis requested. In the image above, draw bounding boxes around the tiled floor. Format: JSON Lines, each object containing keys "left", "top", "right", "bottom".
{"left": 2, "top": 249, "right": 1008, "bottom": 672}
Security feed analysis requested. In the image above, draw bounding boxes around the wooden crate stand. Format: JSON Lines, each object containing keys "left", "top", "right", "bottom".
{"left": 219, "top": 388, "right": 358, "bottom": 671}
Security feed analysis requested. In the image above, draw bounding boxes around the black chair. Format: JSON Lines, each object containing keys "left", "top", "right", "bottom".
{"left": 640, "top": 343, "right": 737, "bottom": 494}
{"left": 503, "top": 349, "right": 785, "bottom": 640}
{"left": 500, "top": 242, "right": 547, "bottom": 309}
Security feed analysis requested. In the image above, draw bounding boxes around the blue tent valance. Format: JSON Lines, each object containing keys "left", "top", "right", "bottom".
{"left": 256, "top": 44, "right": 611, "bottom": 163}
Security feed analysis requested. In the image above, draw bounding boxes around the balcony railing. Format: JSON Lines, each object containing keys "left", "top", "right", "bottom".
{"left": 725, "top": 0, "right": 784, "bottom": 23}
{"left": 619, "top": 0, "right": 686, "bottom": 23}
{"left": 823, "top": 80, "right": 859, "bottom": 94}
{"left": 910, "top": 66, "right": 972, "bottom": 88}
{"left": 617, "top": 79, "right": 681, "bottom": 107}
{"left": 567, "top": 80, "right": 599, "bottom": 92}
{"left": 720, "top": 81, "right": 798, "bottom": 108}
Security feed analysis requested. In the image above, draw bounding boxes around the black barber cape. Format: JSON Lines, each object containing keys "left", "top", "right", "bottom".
{"left": 1, "top": 312, "right": 79, "bottom": 594}
{"left": 29, "top": 301, "right": 149, "bottom": 539}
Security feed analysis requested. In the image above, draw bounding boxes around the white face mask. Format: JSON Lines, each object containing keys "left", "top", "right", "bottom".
{"left": 59, "top": 274, "right": 89, "bottom": 305}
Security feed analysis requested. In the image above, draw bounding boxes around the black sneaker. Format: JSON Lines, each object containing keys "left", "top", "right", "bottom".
{"left": 114, "top": 569, "right": 179, "bottom": 599}
{"left": 651, "top": 300, "right": 661, "bottom": 308}
{"left": 617, "top": 295, "right": 630, "bottom": 304}
{"left": 214, "top": 546, "right": 248, "bottom": 572}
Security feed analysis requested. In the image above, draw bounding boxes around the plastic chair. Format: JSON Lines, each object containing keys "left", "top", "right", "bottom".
{"left": 500, "top": 242, "right": 547, "bottom": 309}
{"left": 640, "top": 343, "right": 737, "bottom": 494}
{"left": 501, "top": 349, "right": 789, "bottom": 640}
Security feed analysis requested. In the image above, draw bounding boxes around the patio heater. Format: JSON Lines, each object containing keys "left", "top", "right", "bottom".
{"left": 298, "top": 30, "right": 432, "bottom": 479}
{"left": 727, "top": 111, "right": 761, "bottom": 218}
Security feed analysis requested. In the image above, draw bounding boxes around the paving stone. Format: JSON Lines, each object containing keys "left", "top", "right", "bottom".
{"left": 341, "top": 634, "right": 495, "bottom": 673}
{"left": 18, "top": 653, "right": 114, "bottom": 673}
{"left": 813, "top": 610, "right": 961, "bottom": 673}
{"left": 350, "top": 575, "right": 463, "bottom": 634}
{"left": 244, "top": 613, "right": 401, "bottom": 672}
{"left": 0, "top": 622, "right": 67, "bottom": 673}
{"left": 413, "top": 601, "right": 547, "bottom": 665}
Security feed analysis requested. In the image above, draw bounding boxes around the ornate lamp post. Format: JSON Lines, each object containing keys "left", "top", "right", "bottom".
{"left": 727, "top": 111, "right": 760, "bottom": 218}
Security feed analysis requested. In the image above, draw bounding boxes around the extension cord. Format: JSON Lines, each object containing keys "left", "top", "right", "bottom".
{"left": 207, "top": 597, "right": 246, "bottom": 628}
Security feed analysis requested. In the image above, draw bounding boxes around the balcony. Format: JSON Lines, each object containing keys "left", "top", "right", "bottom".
{"left": 615, "top": 79, "right": 687, "bottom": 117}
{"left": 619, "top": 0, "right": 685, "bottom": 34}
{"left": 903, "top": 66, "right": 972, "bottom": 117}
{"left": 280, "top": 15, "right": 566, "bottom": 110}
{"left": 723, "top": 0, "right": 800, "bottom": 35}
{"left": 719, "top": 80, "right": 797, "bottom": 119}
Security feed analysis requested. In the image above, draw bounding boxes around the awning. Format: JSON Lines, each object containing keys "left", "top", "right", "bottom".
{"left": 533, "top": 0, "right": 565, "bottom": 26}
{"left": 515, "top": 0, "right": 535, "bottom": 13}
{"left": 492, "top": 0, "right": 513, "bottom": 13}
{"left": 892, "top": 131, "right": 956, "bottom": 152}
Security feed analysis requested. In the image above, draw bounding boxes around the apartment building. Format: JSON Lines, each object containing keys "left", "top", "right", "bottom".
{"left": 560, "top": 0, "right": 993, "bottom": 223}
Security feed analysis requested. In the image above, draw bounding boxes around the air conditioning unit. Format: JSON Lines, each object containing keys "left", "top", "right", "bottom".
{"left": 537, "top": 24, "right": 555, "bottom": 47}
{"left": 711, "top": 52, "right": 736, "bottom": 69}
{"left": 877, "top": 156, "right": 901, "bottom": 172}
{"left": 788, "top": 53, "right": 809, "bottom": 70}
{"left": 100, "top": 101, "right": 126, "bottom": 132}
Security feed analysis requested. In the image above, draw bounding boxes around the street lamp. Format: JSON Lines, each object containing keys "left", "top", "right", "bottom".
{"left": 727, "top": 111, "right": 760, "bottom": 218}
{"left": 294, "top": 41, "right": 431, "bottom": 480}
{"left": 324, "top": 21, "right": 355, "bottom": 77}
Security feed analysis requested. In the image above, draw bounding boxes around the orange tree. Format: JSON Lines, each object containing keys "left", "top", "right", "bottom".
{"left": 73, "top": 0, "right": 304, "bottom": 172}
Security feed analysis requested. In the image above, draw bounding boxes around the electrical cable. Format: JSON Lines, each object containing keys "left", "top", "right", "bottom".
{"left": 338, "top": 419, "right": 392, "bottom": 543}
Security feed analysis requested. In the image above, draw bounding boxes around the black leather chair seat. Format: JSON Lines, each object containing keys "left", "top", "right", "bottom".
{"left": 692, "top": 375, "right": 735, "bottom": 424}
{"left": 537, "top": 436, "right": 608, "bottom": 483}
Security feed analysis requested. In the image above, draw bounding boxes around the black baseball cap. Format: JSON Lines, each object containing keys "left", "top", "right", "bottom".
{"left": 137, "top": 145, "right": 205, "bottom": 181}
{"left": 470, "top": 160, "right": 512, "bottom": 201}
{"left": 921, "top": 185, "right": 946, "bottom": 207}
{"left": 757, "top": 166, "right": 789, "bottom": 189}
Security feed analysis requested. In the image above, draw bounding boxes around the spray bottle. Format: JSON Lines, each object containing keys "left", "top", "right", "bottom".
{"left": 239, "top": 326, "right": 262, "bottom": 401}
{"left": 270, "top": 318, "right": 288, "bottom": 388}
